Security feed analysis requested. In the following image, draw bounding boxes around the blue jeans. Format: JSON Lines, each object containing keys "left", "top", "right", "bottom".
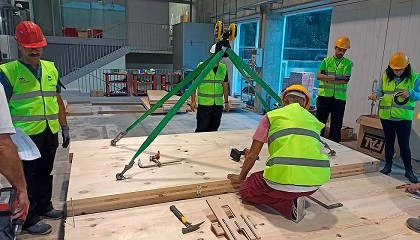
{"left": 0, "top": 216, "right": 14, "bottom": 240}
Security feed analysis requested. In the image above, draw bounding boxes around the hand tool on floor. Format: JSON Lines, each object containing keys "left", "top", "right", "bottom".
{"left": 307, "top": 195, "right": 343, "bottom": 210}
{"left": 137, "top": 151, "right": 182, "bottom": 168}
{"left": 321, "top": 140, "right": 336, "bottom": 156}
{"left": 230, "top": 148, "right": 259, "bottom": 162}
{"left": 0, "top": 187, "right": 27, "bottom": 240}
{"left": 170, "top": 205, "right": 204, "bottom": 234}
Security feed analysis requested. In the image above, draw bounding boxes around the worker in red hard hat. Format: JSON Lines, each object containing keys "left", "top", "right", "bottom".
{"left": 227, "top": 85, "right": 330, "bottom": 223}
{"left": 0, "top": 21, "right": 69, "bottom": 235}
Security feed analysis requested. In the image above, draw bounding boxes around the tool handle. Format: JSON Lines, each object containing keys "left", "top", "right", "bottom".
{"left": 170, "top": 205, "right": 187, "bottom": 225}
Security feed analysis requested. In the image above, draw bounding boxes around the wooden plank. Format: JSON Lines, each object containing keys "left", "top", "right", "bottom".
{"left": 140, "top": 97, "right": 187, "bottom": 114}
{"left": 67, "top": 130, "right": 379, "bottom": 216}
{"left": 147, "top": 90, "right": 180, "bottom": 105}
{"left": 207, "top": 195, "right": 259, "bottom": 240}
{"left": 65, "top": 173, "right": 420, "bottom": 240}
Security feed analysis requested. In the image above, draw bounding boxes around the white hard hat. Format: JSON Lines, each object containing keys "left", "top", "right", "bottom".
{"left": 210, "top": 44, "right": 216, "bottom": 54}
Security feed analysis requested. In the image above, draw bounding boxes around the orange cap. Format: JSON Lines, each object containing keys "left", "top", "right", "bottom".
{"left": 389, "top": 52, "right": 409, "bottom": 70}
{"left": 282, "top": 84, "right": 311, "bottom": 110}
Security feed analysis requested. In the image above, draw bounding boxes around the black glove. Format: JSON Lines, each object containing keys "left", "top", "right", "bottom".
{"left": 61, "top": 125, "right": 70, "bottom": 148}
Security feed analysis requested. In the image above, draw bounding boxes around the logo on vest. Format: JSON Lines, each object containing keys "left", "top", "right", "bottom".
{"left": 47, "top": 76, "right": 52, "bottom": 81}
{"left": 18, "top": 77, "right": 29, "bottom": 84}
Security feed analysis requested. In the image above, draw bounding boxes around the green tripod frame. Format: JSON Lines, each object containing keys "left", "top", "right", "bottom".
{"left": 113, "top": 43, "right": 283, "bottom": 180}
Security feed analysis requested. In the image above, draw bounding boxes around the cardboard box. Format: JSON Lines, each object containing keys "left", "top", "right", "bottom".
{"left": 77, "top": 29, "right": 90, "bottom": 38}
{"left": 180, "top": 11, "right": 189, "bottom": 23}
{"left": 90, "top": 89, "right": 104, "bottom": 97}
{"left": 356, "top": 115, "right": 385, "bottom": 159}
{"left": 323, "top": 126, "right": 354, "bottom": 142}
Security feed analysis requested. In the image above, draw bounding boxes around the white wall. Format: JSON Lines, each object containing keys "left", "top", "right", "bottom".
{"left": 65, "top": 56, "right": 126, "bottom": 92}
{"left": 329, "top": 0, "right": 420, "bottom": 159}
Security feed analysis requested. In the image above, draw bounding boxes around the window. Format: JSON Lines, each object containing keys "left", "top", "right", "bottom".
{"left": 280, "top": 8, "right": 332, "bottom": 107}
{"left": 232, "top": 21, "right": 259, "bottom": 107}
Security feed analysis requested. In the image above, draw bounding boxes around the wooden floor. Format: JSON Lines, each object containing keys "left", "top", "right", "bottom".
{"left": 65, "top": 173, "right": 420, "bottom": 240}
{"left": 67, "top": 130, "right": 379, "bottom": 216}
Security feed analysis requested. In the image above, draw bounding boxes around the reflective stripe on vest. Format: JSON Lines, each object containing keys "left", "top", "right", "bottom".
{"left": 378, "top": 72, "right": 418, "bottom": 120}
{"left": 196, "top": 62, "right": 226, "bottom": 106}
{"left": 263, "top": 103, "right": 331, "bottom": 187}
{"left": 0, "top": 60, "right": 60, "bottom": 135}
{"left": 317, "top": 56, "right": 353, "bottom": 100}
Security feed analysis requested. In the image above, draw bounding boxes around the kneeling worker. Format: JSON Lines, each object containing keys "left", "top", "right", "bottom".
{"left": 227, "top": 85, "right": 331, "bottom": 223}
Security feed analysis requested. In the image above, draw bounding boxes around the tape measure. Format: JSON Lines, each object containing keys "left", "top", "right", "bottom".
{"left": 393, "top": 94, "right": 409, "bottom": 105}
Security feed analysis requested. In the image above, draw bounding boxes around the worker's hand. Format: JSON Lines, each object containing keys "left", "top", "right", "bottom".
{"left": 227, "top": 174, "right": 245, "bottom": 183}
{"left": 12, "top": 191, "right": 29, "bottom": 221}
{"left": 396, "top": 90, "right": 410, "bottom": 99}
{"left": 405, "top": 183, "right": 420, "bottom": 193}
{"left": 224, "top": 102, "right": 230, "bottom": 112}
{"left": 61, "top": 125, "right": 70, "bottom": 148}
{"left": 190, "top": 101, "right": 197, "bottom": 112}
{"left": 368, "top": 93, "right": 379, "bottom": 100}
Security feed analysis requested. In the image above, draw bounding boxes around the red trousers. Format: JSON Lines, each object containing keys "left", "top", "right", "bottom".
{"left": 239, "top": 171, "right": 317, "bottom": 219}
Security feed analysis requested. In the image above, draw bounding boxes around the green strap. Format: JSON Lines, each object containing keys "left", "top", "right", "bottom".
{"left": 233, "top": 62, "right": 271, "bottom": 111}
{"left": 129, "top": 50, "right": 225, "bottom": 162}
{"left": 226, "top": 48, "right": 282, "bottom": 107}
{"left": 125, "top": 54, "right": 216, "bottom": 133}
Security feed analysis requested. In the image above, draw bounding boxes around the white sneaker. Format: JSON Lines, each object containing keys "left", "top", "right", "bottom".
{"left": 291, "top": 197, "right": 305, "bottom": 223}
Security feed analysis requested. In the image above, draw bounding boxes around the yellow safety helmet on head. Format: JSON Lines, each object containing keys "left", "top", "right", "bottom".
{"left": 335, "top": 36, "right": 351, "bottom": 49}
{"left": 417, "top": 112, "right": 420, "bottom": 120}
{"left": 389, "top": 52, "right": 409, "bottom": 70}
{"left": 282, "top": 84, "right": 311, "bottom": 110}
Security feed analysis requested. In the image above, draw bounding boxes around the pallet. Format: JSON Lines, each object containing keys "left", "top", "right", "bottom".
{"left": 67, "top": 130, "right": 379, "bottom": 216}
{"left": 65, "top": 173, "right": 420, "bottom": 240}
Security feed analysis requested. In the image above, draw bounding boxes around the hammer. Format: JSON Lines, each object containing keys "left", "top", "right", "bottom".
{"left": 170, "top": 205, "right": 204, "bottom": 234}
{"left": 230, "top": 148, "right": 260, "bottom": 162}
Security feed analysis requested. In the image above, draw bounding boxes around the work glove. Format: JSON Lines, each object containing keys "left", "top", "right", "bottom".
{"left": 61, "top": 125, "right": 70, "bottom": 148}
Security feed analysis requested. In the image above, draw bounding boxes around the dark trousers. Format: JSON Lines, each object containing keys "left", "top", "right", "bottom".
{"left": 0, "top": 216, "right": 14, "bottom": 239}
{"left": 380, "top": 119, "right": 413, "bottom": 171}
{"left": 195, "top": 104, "right": 224, "bottom": 132}
{"left": 239, "top": 171, "right": 316, "bottom": 219}
{"left": 23, "top": 127, "right": 59, "bottom": 228}
{"left": 316, "top": 96, "right": 346, "bottom": 143}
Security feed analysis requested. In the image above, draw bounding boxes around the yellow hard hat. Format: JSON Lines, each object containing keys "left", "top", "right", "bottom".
{"left": 282, "top": 84, "right": 310, "bottom": 110}
{"left": 389, "top": 52, "right": 409, "bottom": 70}
{"left": 335, "top": 36, "right": 351, "bottom": 49}
{"left": 417, "top": 112, "right": 420, "bottom": 120}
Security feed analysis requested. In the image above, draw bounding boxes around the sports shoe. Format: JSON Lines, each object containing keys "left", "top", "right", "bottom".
{"left": 40, "top": 209, "right": 65, "bottom": 220}
{"left": 26, "top": 222, "right": 52, "bottom": 235}
{"left": 406, "top": 218, "right": 420, "bottom": 233}
{"left": 291, "top": 197, "right": 305, "bottom": 223}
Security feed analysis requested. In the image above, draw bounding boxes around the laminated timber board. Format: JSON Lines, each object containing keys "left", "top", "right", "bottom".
{"left": 65, "top": 173, "right": 420, "bottom": 240}
{"left": 67, "top": 130, "right": 379, "bottom": 216}
{"left": 140, "top": 97, "right": 187, "bottom": 113}
{"left": 147, "top": 90, "right": 180, "bottom": 105}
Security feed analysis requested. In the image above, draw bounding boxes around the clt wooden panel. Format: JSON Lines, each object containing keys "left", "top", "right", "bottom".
{"left": 67, "top": 130, "right": 379, "bottom": 216}
{"left": 65, "top": 173, "right": 420, "bottom": 240}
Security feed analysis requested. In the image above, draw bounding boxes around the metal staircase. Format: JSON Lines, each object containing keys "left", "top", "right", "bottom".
{"left": 51, "top": 22, "right": 172, "bottom": 85}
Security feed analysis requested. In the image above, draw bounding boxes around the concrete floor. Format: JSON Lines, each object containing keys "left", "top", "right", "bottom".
{"left": 18, "top": 94, "right": 420, "bottom": 240}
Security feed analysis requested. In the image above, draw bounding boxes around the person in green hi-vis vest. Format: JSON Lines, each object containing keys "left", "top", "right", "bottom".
{"left": 369, "top": 52, "right": 420, "bottom": 184}
{"left": 316, "top": 36, "right": 354, "bottom": 143}
{"left": 190, "top": 43, "right": 230, "bottom": 132}
{"left": 0, "top": 21, "right": 69, "bottom": 235}
{"left": 227, "top": 85, "right": 330, "bottom": 223}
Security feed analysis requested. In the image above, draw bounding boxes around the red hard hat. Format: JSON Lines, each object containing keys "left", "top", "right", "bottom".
{"left": 15, "top": 21, "right": 47, "bottom": 48}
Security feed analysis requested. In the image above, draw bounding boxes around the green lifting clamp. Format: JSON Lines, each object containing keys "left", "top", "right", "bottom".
{"left": 114, "top": 22, "right": 283, "bottom": 181}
